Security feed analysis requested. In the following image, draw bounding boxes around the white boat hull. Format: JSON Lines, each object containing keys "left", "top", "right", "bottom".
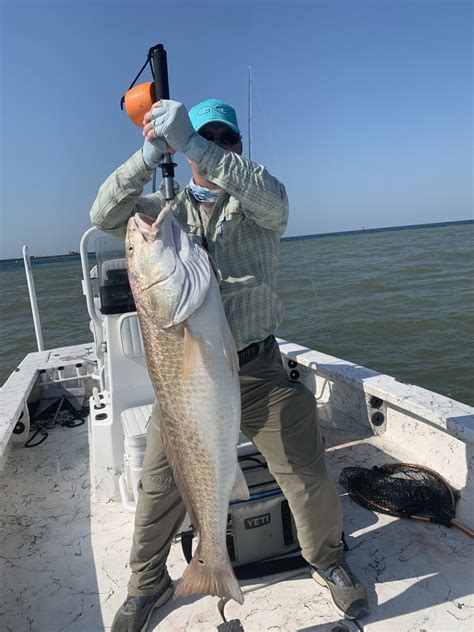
{"left": 1, "top": 337, "right": 473, "bottom": 631}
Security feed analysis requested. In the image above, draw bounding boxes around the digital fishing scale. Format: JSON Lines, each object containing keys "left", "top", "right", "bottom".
{"left": 121, "top": 43, "right": 176, "bottom": 200}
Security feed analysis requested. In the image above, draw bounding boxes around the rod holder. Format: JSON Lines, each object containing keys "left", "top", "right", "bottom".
{"left": 76, "top": 363, "right": 86, "bottom": 377}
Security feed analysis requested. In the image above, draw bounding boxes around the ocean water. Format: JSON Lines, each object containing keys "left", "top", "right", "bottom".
{"left": 1, "top": 222, "right": 473, "bottom": 406}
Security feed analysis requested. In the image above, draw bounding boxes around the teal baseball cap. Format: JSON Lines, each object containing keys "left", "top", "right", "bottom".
{"left": 189, "top": 99, "right": 240, "bottom": 134}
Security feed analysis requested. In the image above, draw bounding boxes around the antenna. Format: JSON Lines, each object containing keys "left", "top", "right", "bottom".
{"left": 248, "top": 66, "right": 252, "bottom": 161}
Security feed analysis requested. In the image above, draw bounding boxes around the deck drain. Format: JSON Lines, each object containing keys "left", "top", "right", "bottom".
{"left": 371, "top": 411, "right": 385, "bottom": 426}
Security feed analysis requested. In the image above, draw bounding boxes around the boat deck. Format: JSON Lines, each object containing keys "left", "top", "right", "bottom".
{"left": 1, "top": 417, "right": 472, "bottom": 632}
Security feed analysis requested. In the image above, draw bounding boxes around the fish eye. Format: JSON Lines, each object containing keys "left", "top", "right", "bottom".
{"left": 128, "top": 245, "right": 134, "bottom": 252}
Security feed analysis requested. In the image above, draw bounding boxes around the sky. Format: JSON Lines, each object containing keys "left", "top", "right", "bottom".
{"left": 0, "top": 0, "right": 472, "bottom": 258}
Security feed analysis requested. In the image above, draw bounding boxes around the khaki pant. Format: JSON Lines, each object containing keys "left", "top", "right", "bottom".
{"left": 128, "top": 337, "right": 343, "bottom": 596}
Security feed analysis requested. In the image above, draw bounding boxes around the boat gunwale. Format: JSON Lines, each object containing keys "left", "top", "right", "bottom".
{"left": 277, "top": 337, "right": 474, "bottom": 444}
{"left": 0, "top": 342, "right": 96, "bottom": 455}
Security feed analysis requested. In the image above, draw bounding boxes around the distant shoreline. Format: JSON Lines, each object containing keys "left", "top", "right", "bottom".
{"left": 0, "top": 251, "right": 92, "bottom": 264}
{"left": 1, "top": 219, "right": 472, "bottom": 262}
{"left": 282, "top": 219, "right": 473, "bottom": 242}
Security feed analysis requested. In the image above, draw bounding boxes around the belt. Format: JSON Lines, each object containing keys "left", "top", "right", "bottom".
{"left": 238, "top": 335, "right": 274, "bottom": 367}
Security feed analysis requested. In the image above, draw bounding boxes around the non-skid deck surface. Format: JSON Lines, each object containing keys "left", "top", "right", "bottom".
{"left": 1, "top": 423, "right": 472, "bottom": 632}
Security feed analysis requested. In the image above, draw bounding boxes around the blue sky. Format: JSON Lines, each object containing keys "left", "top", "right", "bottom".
{"left": 0, "top": 0, "right": 472, "bottom": 258}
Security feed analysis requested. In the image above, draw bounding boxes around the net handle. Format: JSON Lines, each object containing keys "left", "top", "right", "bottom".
{"left": 447, "top": 518, "right": 474, "bottom": 538}
{"left": 410, "top": 514, "right": 474, "bottom": 539}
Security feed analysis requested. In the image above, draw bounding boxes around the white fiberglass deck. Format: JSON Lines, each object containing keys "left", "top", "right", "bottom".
{"left": 1, "top": 415, "right": 472, "bottom": 632}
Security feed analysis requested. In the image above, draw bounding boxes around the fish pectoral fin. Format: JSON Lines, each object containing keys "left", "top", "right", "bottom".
{"left": 220, "top": 331, "right": 239, "bottom": 377}
{"left": 230, "top": 465, "right": 250, "bottom": 502}
{"left": 182, "top": 326, "right": 206, "bottom": 378}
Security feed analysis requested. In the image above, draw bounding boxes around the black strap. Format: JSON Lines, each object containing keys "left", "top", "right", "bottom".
{"left": 180, "top": 529, "right": 350, "bottom": 579}
{"left": 233, "top": 552, "right": 306, "bottom": 579}
{"left": 120, "top": 52, "right": 154, "bottom": 110}
{"left": 181, "top": 529, "right": 195, "bottom": 564}
{"left": 180, "top": 529, "right": 305, "bottom": 579}
{"left": 238, "top": 335, "right": 274, "bottom": 367}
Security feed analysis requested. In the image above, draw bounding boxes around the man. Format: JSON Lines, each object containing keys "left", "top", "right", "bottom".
{"left": 90, "top": 98, "right": 369, "bottom": 631}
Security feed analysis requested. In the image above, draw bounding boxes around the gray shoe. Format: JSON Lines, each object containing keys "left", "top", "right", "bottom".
{"left": 111, "top": 579, "right": 173, "bottom": 632}
{"left": 311, "top": 558, "right": 369, "bottom": 620}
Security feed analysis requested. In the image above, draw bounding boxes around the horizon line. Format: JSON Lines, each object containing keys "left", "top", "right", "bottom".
{"left": 281, "top": 218, "right": 473, "bottom": 242}
{"left": 0, "top": 218, "right": 472, "bottom": 261}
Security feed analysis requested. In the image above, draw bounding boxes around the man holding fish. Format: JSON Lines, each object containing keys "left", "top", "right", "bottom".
{"left": 91, "top": 98, "right": 369, "bottom": 631}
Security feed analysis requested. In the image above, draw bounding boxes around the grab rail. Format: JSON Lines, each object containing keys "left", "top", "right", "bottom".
{"left": 79, "top": 226, "right": 103, "bottom": 330}
{"left": 22, "top": 245, "right": 44, "bottom": 351}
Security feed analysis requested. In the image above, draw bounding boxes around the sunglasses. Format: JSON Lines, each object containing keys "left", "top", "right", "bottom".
{"left": 199, "top": 129, "right": 241, "bottom": 146}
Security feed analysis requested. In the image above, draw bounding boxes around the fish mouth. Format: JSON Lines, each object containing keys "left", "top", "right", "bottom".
{"left": 135, "top": 213, "right": 155, "bottom": 227}
{"left": 133, "top": 213, "right": 158, "bottom": 240}
{"left": 132, "top": 209, "right": 178, "bottom": 291}
{"left": 133, "top": 207, "right": 171, "bottom": 238}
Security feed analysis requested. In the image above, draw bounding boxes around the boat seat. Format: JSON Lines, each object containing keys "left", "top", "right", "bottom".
{"left": 121, "top": 400, "right": 256, "bottom": 466}
{"left": 101, "top": 257, "right": 127, "bottom": 276}
{"left": 120, "top": 313, "right": 145, "bottom": 359}
{"left": 103, "top": 311, "right": 152, "bottom": 400}
{"left": 118, "top": 399, "right": 256, "bottom": 512}
{"left": 121, "top": 403, "right": 152, "bottom": 455}
{"left": 90, "top": 309, "right": 153, "bottom": 502}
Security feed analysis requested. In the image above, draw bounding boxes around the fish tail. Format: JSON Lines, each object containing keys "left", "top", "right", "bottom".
{"left": 175, "top": 544, "right": 244, "bottom": 605}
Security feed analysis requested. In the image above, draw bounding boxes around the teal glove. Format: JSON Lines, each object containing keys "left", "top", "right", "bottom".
{"left": 142, "top": 136, "right": 168, "bottom": 169}
{"left": 149, "top": 100, "right": 208, "bottom": 163}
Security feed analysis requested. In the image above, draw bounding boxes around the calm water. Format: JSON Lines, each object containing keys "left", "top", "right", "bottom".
{"left": 1, "top": 223, "right": 473, "bottom": 405}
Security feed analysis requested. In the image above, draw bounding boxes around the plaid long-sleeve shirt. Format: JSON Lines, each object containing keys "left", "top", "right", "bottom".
{"left": 90, "top": 143, "right": 289, "bottom": 351}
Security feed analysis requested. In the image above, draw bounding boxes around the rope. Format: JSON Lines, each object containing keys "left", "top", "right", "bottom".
{"left": 24, "top": 397, "right": 88, "bottom": 448}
